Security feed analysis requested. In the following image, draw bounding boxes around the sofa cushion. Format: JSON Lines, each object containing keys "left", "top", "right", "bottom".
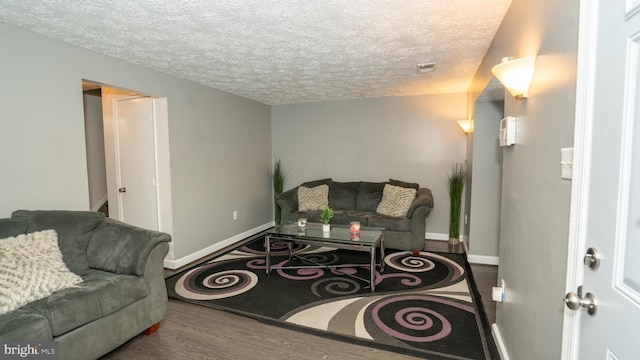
{"left": 0, "top": 230, "right": 83, "bottom": 315}
{"left": 376, "top": 184, "right": 417, "bottom": 217}
{"left": 331, "top": 210, "right": 370, "bottom": 226}
{"left": 329, "top": 182, "right": 358, "bottom": 210}
{"left": 12, "top": 210, "right": 105, "bottom": 273}
{"left": 298, "top": 185, "right": 329, "bottom": 211}
{"left": 355, "top": 182, "right": 386, "bottom": 212}
{"left": 0, "top": 218, "right": 27, "bottom": 238}
{"left": 0, "top": 308, "right": 52, "bottom": 341}
{"left": 367, "top": 214, "right": 412, "bottom": 232}
{"left": 24, "top": 269, "right": 147, "bottom": 336}
{"left": 389, "top": 179, "right": 420, "bottom": 191}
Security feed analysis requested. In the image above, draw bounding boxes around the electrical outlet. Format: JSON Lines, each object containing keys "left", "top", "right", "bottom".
{"left": 233, "top": 211, "right": 238, "bottom": 220}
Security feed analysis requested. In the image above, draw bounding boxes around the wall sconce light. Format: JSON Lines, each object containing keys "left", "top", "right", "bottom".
{"left": 457, "top": 119, "right": 474, "bottom": 134}
{"left": 491, "top": 57, "right": 535, "bottom": 100}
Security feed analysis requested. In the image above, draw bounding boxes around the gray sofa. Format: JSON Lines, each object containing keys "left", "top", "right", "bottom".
{"left": 277, "top": 179, "right": 434, "bottom": 251}
{"left": 0, "top": 210, "right": 171, "bottom": 360}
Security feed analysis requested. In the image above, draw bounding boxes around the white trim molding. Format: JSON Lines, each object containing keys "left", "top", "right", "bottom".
{"left": 626, "top": 0, "right": 640, "bottom": 19}
{"left": 467, "top": 254, "right": 499, "bottom": 266}
{"left": 562, "top": 0, "right": 598, "bottom": 358}
{"left": 91, "top": 195, "right": 108, "bottom": 212}
{"left": 425, "top": 232, "right": 449, "bottom": 241}
{"left": 492, "top": 323, "right": 510, "bottom": 360}
{"left": 461, "top": 237, "right": 499, "bottom": 265}
{"left": 164, "top": 222, "right": 274, "bottom": 270}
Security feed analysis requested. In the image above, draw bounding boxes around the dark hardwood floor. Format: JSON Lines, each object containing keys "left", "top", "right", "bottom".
{"left": 102, "top": 241, "right": 498, "bottom": 360}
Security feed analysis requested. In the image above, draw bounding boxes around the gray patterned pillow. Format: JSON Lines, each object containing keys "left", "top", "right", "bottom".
{"left": 0, "top": 230, "right": 83, "bottom": 315}
{"left": 298, "top": 184, "right": 329, "bottom": 211}
{"left": 376, "top": 184, "right": 417, "bottom": 217}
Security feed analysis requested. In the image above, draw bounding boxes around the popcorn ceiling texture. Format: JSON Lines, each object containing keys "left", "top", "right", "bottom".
{"left": 0, "top": 1, "right": 511, "bottom": 105}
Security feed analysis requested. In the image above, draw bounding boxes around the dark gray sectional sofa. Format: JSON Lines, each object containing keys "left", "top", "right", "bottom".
{"left": 277, "top": 178, "right": 434, "bottom": 251}
{"left": 0, "top": 210, "right": 171, "bottom": 360}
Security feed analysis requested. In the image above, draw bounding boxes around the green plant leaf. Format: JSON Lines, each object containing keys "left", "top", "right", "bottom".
{"left": 320, "top": 206, "right": 334, "bottom": 224}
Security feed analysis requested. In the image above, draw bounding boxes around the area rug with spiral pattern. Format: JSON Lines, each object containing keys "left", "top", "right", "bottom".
{"left": 165, "top": 236, "right": 498, "bottom": 359}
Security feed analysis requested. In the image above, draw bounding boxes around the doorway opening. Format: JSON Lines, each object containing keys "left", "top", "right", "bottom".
{"left": 82, "top": 83, "right": 108, "bottom": 215}
{"left": 81, "top": 81, "right": 173, "bottom": 236}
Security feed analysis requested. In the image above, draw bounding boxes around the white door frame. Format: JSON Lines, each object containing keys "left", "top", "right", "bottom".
{"left": 561, "top": 0, "right": 598, "bottom": 357}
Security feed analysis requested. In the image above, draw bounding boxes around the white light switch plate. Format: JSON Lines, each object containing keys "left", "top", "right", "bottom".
{"left": 561, "top": 147, "right": 574, "bottom": 180}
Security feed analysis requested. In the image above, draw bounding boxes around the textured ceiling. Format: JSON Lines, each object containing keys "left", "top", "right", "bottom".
{"left": 0, "top": 1, "right": 511, "bottom": 105}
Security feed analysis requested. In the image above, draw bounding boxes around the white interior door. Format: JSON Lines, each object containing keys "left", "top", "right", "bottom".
{"left": 114, "top": 97, "right": 159, "bottom": 230}
{"left": 568, "top": 0, "right": 640, "bottom": 358}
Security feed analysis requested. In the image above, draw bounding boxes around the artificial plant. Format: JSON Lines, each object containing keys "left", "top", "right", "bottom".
{"left": 320, "top": 206, "right": 334, "bottom": 224}
{"left": 269, "top": 157, "right": 289, "bottom": 225}
{"left": 447, "top": 163, "right": 467, "bottom": 244}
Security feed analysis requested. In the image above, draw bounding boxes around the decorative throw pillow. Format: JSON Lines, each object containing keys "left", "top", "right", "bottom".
{"left": 298, "top": 184, "right": 329, "bottom": 211}
{"left": 0, "top": 230, "right": 83, "bottom": 315}
{"left": 376, "top": 184, "right": 417, "bottom": 217}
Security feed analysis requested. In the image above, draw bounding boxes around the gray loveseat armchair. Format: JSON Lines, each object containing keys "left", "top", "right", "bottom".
{"left": 277, "top": 179, "right": 434, "bottom": 251}
{"left": 0, "top": 210, "right": 171, "bottom": 360}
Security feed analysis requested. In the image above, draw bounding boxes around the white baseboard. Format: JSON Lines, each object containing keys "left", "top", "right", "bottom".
{"left": 425, "top": 232, "right": 449, "bottom": 241}
{"left": 164, "top": 221, "right": 274, "bottom": 270}
{"left": 459, "top": 236, "right": 499, "bottom": 265}
{"left": 467, "top": 254, "right": 500, "bottom": 266}
{"left": 91, "top": 195, "right": 108, "bottom": 212}
{"left": 492, "top": 323, "right": 509, "bottom": 360}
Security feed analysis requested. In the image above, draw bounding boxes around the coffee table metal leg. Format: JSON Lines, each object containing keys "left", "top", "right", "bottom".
{"left": 370, "top": 246, "right": 376, "bottom": 293}
{"left": 380, "top": 235, "right": 385, "bottom": 272}
{"left": 265, "top": 235, "right": 271, "bottom": 275}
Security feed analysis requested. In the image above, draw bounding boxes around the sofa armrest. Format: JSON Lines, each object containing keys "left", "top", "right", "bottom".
{"left": 276, "top": 186, "right": 299, "bottom": 223}
{"left": 87, "top": 218, "right": 171, "bottom": 276}
{"left": 143, "top": 241, "right": 171, "bottom": 325}
{"left": 406, "top": 188, "right": 435, "bottom": 219}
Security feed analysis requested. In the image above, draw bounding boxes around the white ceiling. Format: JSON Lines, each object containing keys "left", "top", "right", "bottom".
{"left": 0, "top": 1, "right": 511, "bottom": 105}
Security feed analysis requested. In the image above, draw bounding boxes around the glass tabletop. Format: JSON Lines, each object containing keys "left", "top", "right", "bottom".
{"left": 267, "top": 222, "right": 384, "bottom": 246}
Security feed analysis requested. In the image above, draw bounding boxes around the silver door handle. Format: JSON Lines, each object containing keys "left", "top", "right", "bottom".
{"left": 564, "top": 285, "right": 597, "bottom": 315}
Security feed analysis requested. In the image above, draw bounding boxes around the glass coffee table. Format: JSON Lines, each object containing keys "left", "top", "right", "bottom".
{"left": 265, "top": 222, "right": 385, "bottom": 292}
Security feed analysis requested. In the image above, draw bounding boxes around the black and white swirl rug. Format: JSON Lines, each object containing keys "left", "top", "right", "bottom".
{"left": 166, "top": 237, "right": 497, "bottom": 360}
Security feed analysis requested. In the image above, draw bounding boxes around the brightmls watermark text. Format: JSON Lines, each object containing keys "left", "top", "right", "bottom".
{"left": 2, "top": 341, "right": 58, "bottom": 359}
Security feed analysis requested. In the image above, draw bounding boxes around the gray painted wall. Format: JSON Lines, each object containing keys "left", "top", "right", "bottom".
{"left": 468, "top": 100, "right": 503, "bottom": 258}
{"left": 468, "top": 0, "right": 579, "bottom": 358}
{"left": 271, "top": 94, "right": 467, "bottom": 236}
{"left": 0, "top": 22, "right": 272, "bottom": 261}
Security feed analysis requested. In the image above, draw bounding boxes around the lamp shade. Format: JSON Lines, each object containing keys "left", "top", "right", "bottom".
{"left": 457, "top": 119, "right": 473, "bottom": 133}
{"left": 491, "top": 57, "right": 535, "bottom": 100}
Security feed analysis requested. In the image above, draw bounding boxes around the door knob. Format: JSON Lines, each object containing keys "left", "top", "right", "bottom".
{"left": 564, "top": 285, "right": 597, "bottom": 315}
{"left": 118, "top": 187, "right": 127, "bottom": 193}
